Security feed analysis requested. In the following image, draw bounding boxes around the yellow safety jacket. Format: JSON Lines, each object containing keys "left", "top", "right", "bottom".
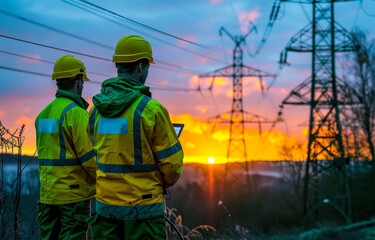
{"left": 89, "top": 77, "right": 183, "bottom": 220}
{"left": 35, "top": 89, "right": 96, "bottom": 205}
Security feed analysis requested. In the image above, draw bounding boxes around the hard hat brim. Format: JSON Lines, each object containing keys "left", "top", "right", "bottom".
{"left": 112, "top": 52, "right": 154, "bottom": 64}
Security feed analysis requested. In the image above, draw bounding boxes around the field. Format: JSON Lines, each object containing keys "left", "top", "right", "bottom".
{"left": 1, "top": 156, "right": 375, "bottom": 239}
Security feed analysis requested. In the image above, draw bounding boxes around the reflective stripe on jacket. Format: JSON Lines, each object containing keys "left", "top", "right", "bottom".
{"left": 36, "top": 96, "right": 96, "bottom": 205}
{"left": 89, "top": 95, "right": 183, "bottom": 220}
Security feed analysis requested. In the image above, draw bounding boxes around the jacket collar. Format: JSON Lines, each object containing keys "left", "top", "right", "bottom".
{"left": 117, "top": 73, "right": 144, "bottom": 86}
{"left": 55, "top": 89, "right": 89, "bottom": 110}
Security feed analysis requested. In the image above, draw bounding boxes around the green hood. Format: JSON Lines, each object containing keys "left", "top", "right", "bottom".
{"left": 55, "top": 89, "right": 89, "bottom": 110}
{"left": 93, "top": 77, "right": 151, "bottom": 118}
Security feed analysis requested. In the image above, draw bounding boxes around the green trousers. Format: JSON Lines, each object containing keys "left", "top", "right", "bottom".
{"left": 37, "top": 199, "right": 91, "bottom": 240}
{"left": 91, "top": 214, "right": 167, "bottom": 240}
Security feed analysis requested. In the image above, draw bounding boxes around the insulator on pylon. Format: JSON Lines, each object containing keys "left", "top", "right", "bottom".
{"left": 284, "top": 51, "right": 288, "bottom": 63}
{"left": 270, "top": 2, "right": 276, "bottom": 20}
{"left": 274, "top": 4, "right": 280, "bottom": 20}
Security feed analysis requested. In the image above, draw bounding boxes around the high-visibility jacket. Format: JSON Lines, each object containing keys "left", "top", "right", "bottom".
{"left": 35, "top": 89, "right": 96, "bottom": 205}
{"left": 89, "top": 77, "right": 183, "bottom": 220}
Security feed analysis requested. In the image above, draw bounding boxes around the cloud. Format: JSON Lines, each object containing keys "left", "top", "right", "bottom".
{"left": 213, "top": 77, "right": 230, "bottom": 86}
{"left": 210, "top": 0, "right": 223, "bottom": 5}
{"left": 169, "top": 113, "right": 307, "bottom": 163}
{"left": 189, "top": 75, "right": 200, "bottom": 88}
{"left": 159, "top": 79, "right": 169, "bottom": 85}
{"left": 242, "top": 76, "right": 262, "bottom": 95}
{"left": 195, "top": 55, "right": 208, "bottom": 65}
{"left": 186, "top": 142, "right": 196, "bottom": 148}
{"left": 19, "top": 54, "right": 44, "bottom": 64}
{"left": 192, "top": 76, "right": 231, "bottom": 96}
{"left": 195, "top": 106, "right": 207, "bottom": 113}
{"left": 0, "top": 111, "right": 4, "bottom": 117}
{"left": 16, "top": 115, "right": 34, "bottom": 126}
{"left": 176, "top": 35, "right": 198, "bottom": 47}
{"left": 238, "top": 8, "right": 261, "bottom": 34}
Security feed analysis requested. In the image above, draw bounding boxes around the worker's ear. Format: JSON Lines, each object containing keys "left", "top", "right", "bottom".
{"left": 138, "top": 62, "right": 146, "bottom": 73}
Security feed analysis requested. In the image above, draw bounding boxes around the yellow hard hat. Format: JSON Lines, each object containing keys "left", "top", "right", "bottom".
{"left": 112, "top": 35, "right": 154, "bottom": 64}
{"left": 52, "top": 55, "right": 89, "bottom": 81}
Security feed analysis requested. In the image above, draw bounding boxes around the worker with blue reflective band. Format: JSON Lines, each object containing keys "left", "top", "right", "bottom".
{"left": 35, "top": 55, "right": 96, "bottom": 240}
{"left": 89, "top": 35, "right": 183, "bottom": 239}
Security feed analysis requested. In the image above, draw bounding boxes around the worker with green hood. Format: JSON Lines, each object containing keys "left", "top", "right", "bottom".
{"left": 88, "top": 35, "right": 183, "bottom": 239}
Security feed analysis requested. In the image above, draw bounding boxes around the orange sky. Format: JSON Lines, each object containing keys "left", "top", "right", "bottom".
{"left": 2, "top": 110, "right": 307, "bottom": 164}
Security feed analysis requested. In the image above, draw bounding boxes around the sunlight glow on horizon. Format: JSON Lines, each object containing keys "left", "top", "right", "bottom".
{"left": 208, "top": 156, "right": 215, "bottom": 164}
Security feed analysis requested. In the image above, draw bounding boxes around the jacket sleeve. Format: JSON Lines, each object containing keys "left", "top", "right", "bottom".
{"left": 151, "top": 103, "right": 183, "bottom": 187}
{"left": 68, "top": 108, "right": 97, "bottom": 182}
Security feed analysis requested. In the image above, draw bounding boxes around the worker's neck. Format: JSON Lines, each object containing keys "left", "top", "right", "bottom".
{"left": 64, "top": 87, "right": 81, "bottom": 96}
{"left": 118, "top": 72, "right": 144, "bottom": 85}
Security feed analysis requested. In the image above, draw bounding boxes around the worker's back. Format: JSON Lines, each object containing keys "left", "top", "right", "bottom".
{"left": 89, "top": 77, "right": 183, "bottom": 220}
{"left": 36, "top": 96, "right": 95, "bottom": 205}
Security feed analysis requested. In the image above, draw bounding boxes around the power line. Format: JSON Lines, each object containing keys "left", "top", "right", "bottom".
{"left": 61, "top": 0, "right": 227, "bottom": 65}
{"left": 70, "top": 0, "right": 219, "bottom": 51}
{"left": 0, "top": 65, "right": 50, "bottom": 78}
{"left": 0, "top": 35, "right": 111, "bottom": 61}
{"left": 352, "top": 1, "right": 361, "bottom": 28}
{"left": 0, "top": 35, "right": 202, "bottom": 75}
{"left": 0, "top": 8, "right": 222, "bottom": 67}
{"left": 1, "top": 8, "right": 214, "bottom": 72}
{"left": 0, "top": 9, "right": 113, "bottom": 50}
{"left": 141, "top": 83, "right": 202, "bottom": 92}
{"left": 247, "top": 0, "right": 282, "bottom": 57}
{"left": 300, "top": 3, "right": 311, "bottom": 22}
{"left": 228, "top": 0, "right": 241, "bottom": 31}
{"left": 0, "top": 65, "right": 102, "bottom": 85}
{"left": 0, "top": 65, "right": 207, "bottom": 92}
{"left": 150, "top": 64, "right": 201, "bottom": 75}
{"left": 360, "top": 0, "right": 375, "bottom": 17}
{"left": 164, "top": 0, "right": 214, "bottom": 26}
{"left": 0, "top": 50, "right": 112, "bottom": 77}
{"left": 0, "top": 50, "right": 54, "bottom": 64}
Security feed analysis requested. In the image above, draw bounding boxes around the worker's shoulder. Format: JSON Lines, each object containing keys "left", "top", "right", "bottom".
{"left": 54, "top": 98, "right": 88, "bottom": 116}
{"left": 145, "top": 97, "right": 168, "bottom": 113}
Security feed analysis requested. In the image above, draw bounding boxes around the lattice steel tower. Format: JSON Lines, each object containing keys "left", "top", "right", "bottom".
{"left": 280, "top": 0, "right": 358, "bottom": 223}
{"left": 200, "top": 27, "right": 275, "bottom": 186}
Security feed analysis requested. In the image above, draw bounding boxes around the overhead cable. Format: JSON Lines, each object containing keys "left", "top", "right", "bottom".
{"left": 69, "top": 0, "right": 219, "bottom": 51}
{"left": 360, "top": 0, "right": 375, "bottom": 17}
{"left": 164, "top": 0, "right": 214, "bottom": 26}
{"left": 0, "top": 65, "right": 207, "bottom": 92}
{"left": 0, "top": 50, "right": 54, "bottom": 64}
{"left": 247, "top": 0, "right": 282, "bottom": 57}
{"left": 1, "top": 8, "right": 224, "bottom": 67}
{"left": 300, "top": 3, "right": 311, "bottom": 22}
{"left": 1, "top": 8, "right": 213, "bottom": 72}
{"left": 0, "top": 35, "right": 111, "bottom": 61}
{"left": 0, "top": 65, "right": 51, "bottom": 78}
{"left": 61, "top": 0, "right": 227, "bottom": 65}
{"left": 0, "top": 35, "right": 202, "bottom": 75}
{"left": 0, "top": 50, "right": 111, "bottom": 77}
{"left": 0, "top": 9, "right": 113, "bottom": 50}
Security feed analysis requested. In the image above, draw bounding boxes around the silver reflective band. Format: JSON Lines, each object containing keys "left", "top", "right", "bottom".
{"left": 98, "top": 118, "right": 128, "bottom": 134}
{"left": 38, "top": 119, "right": 57, "bottom": 133}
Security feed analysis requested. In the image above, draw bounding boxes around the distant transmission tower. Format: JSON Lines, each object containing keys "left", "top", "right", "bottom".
{"left": 0, "top": 121, "right": 25, "bottom": 239}
{"left": 199, "top": 26, "right": 275, "bottom": 187}
{"left": 279, "top": 0, "right": 358, "bottom": 223}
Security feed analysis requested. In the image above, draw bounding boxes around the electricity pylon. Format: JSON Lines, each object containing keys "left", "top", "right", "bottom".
{"left": 279, "top": 0, "right": 358, "bottom": 223}
{"left": 0, "top": 121, "right": 26, "bottom": 239}
{"left": 199, "top": 26, "right": 276, "bottom": 187}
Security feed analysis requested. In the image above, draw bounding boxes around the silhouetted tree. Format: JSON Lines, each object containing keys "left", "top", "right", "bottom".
{"left": 341, "top": 29, "right": 375, "bottom": 172}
